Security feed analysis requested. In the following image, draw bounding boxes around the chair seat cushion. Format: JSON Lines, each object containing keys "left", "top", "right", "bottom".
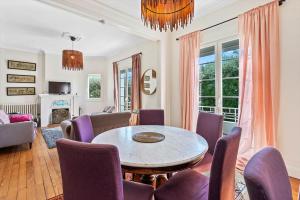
{"left": 155, "top": 169, "right": 209, "bottom": 200}
{"left": 123, "top": 180, "right": 154, "bottom": 200}
{"left": 192, "top": 153, "right": 213, "bottom": 174}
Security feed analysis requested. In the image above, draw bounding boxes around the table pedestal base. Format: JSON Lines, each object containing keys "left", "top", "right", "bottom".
{"left": 141, "top": 175, "right": 155, "bottom": 187}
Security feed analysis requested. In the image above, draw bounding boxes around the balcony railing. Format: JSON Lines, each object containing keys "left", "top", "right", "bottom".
{"left": 199, "top": 106, "right": 238, "bottom": 123}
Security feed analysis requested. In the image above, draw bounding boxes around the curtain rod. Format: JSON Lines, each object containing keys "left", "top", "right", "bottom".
{"left": 114, "top": 52, "right": 142, "bottom": 63}
{"left": 176, "top": 0, "right": 286, "bottom": 41}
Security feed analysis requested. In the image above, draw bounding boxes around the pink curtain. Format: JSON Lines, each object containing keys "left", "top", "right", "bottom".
{"left": 237, "top": 1, "right": 280, "bottom": 169}
{"left": 113, "top": 62, "right": 120, "bottom": 112}
{"left": 130, "top": 53, "right": 142, "bottom": 125}
{"left": 179, "top": 31, "right": 201, "bottom": 131}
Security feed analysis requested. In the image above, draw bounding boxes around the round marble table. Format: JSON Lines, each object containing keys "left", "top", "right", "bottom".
{"left": 92, "top": 125, "right": 208, "bottom": 175}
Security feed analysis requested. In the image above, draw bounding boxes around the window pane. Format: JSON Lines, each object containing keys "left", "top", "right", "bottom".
{"left": 223, "top": 97, "right": 238, "bottom": 108}
{"left": 199, "top": 46, "right": 215, "bottom": 80}
{"left": 120, "top": 78, "right": 125, "bottom": 87}
{"left": 200, "top": 80, "right": 215, "bottom": 96}
{"left": 199, "top": 97, "right": 215, "bottom": 107}
{"left": 88, "top": 75, "right": 101, "bottom": 99}
{"left": 120, "top": 88, "right": 125, "bottom": 96}
{"left": 128, "top": 87, "right": 132, "bottom": 96}
{"left": 222, "top": 40, "right": 239, "bottom": 78}
{"left": 221, "top": 40, "right": 239, "bottom": 124}
{"left": 120, "top": 97, "right": 125, "bottom": 105}
{"left": 120, "top": 69, "right": 126, "bottom": 76}
{"left": 120, "top": 106, "right": 125, "bottom": 112}
{"left": 222, "top": 59, "right": 239, "bottom": 78}
{"left": 199, "top": 46, "right": 216, "bottom": 110}
{"left": 223, "top": 78, "right": 238, "bottom": 96}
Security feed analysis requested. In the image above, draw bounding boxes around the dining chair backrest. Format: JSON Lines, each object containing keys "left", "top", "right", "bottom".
{"left": 56, "top": 139, "right": 124, "bottom": 200}
{"left": 72, "top": 115, "right": 94, "bottom": 143}
{"left": 208, "top": 127, "right": 241, "bottom": 200}
{"left": 139, "top": 109, "right": 164, "bottom": 125}
{"left": 196, "top": 112, "right": 224, "bottom": 155}
{"left": 244, "top": 147, "right": 293, "bottom": 200}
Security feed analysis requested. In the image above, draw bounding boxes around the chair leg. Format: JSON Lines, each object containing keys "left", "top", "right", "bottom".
{"left": 122, "top": 170, "right": 125, "bottom": 179}
{"left": 29, "top": 142, "right": 32, "bottom": 149}
{"left": 167, "top": 173, "right": 173, "bottom": 179}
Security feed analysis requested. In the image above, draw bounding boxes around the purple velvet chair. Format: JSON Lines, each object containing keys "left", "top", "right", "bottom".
{"left": 192, "top": 112, "right": 224, "bottom": 173}
{"left": 244, "top": 147, "right": 293, "bottom": 200}
{"left": 154, "top": 127, "right": 241, "bottom": 200}
{"left": 139, "top": 109, "right": 164, "bottom": 125}
{"left": 56, "top": 139, "right": 154, "bottom": 200}
{"left": 71, "top": 115, "right": 94, "bottom": 143}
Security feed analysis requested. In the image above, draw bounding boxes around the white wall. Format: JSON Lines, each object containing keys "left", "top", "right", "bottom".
{"left": 0, "top": 48, "right": 44, "bottom": 104}
{"left": 0, "top": 48, "right": 108, "bottom": 115}
{"left": 165, "top": 0, "right": 300, "bottom": 178}
{"left": 277, "top": 0, "right": 300, "bottom": 179}
{"left": 44, "top": 54, "right": 108, "bottom": 115}
{"left": 107, "top": 40, "right": 161, "bottom": 109}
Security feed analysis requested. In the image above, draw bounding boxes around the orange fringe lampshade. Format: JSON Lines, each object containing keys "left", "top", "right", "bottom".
{"left": 62, "top": 50, "right": 83, "bottom": 71}
{"left": 141, "top": 0, "right": 194, "bottom": 32}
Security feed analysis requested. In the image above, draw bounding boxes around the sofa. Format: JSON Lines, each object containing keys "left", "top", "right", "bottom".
{"left": 61, "top": 112, "right": 131, "bottom": 140}
{"left": 0, "top": 110, "right": 36, "bottom": 149}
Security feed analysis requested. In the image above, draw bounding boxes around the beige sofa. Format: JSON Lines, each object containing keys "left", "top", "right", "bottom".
{"left": 60, "top": 112, "right": 131, "bottom": 140}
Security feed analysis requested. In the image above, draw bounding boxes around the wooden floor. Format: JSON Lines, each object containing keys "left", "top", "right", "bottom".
{"left": 0, "top": 129, "right": 62, "bottom": 200}
{"left": 0, "top": 128, "right": 299, "bottom": 200}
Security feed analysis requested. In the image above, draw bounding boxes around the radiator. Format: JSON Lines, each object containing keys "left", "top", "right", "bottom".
{"left": 0, "top": 104, "right": 39, "bottom": 118}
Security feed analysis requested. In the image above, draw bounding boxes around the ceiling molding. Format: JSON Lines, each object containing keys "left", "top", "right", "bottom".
{"left": 36, "top": 0, "right": 162, "bottom": 41}
{"left": 0, "top": 44, "right": 45, "bottom": 55}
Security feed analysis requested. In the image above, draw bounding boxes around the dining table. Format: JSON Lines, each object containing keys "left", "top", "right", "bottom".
{"left": 92, "top": 125, "right": 208, "bottom": 185}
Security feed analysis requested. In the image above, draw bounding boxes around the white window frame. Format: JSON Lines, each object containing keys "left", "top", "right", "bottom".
{"left": 87, "top": 74, "right": 101, "bottom": 101}
{"left": 119, "top": 67, "right": 132, "bottom": 112}
{"left": 199, "top": 36, "right": 239, "bottom": 123}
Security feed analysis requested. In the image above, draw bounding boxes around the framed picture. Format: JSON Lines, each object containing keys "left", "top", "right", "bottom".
{"left": 7, "top": 87, "right": 36, "bottom": 96}
{"left": 7, "top": 60, "right": 36, "bottom": 71}
{"left": 7, "top": 74, "right": 36, "bottom": 83}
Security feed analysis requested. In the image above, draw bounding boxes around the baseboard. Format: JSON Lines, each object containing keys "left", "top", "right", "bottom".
{"left": 286, "top": 163, "right": 300, "bottom": 179}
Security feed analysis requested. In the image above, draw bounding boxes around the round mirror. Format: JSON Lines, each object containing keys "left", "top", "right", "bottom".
{"left": 141, "top": 69, "right": 157, "bottom": 95}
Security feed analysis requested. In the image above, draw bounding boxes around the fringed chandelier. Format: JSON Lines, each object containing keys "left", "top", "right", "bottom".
{"left": 62, "top": 34, "right": 83, "bottom": 71}
{"left": 141, "top": 0, "right": 194, "bottom": 32}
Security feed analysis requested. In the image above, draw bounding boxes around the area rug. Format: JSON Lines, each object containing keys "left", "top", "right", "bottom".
{"left": 235, "top": 171, "right": 249, "bottom": 200}
{"left": 41, "top": 127, "right": 64, "bottom": 149}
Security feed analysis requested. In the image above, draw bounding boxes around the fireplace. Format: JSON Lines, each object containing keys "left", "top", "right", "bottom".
{"left": 38, "top": 94, "right": 79, "bottom": 127}
{"left": 52, "top": 108, "right": 70, "bottom": 124}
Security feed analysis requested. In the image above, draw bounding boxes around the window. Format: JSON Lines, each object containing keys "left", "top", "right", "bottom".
{"left": 119, "top": 68, "right": 132, "bottom": 111}
{"left": 199, "top": 39, "right": 239, "bottom": 127}
{"left": 88, "top": 74, "right": 101, "bottom": 100}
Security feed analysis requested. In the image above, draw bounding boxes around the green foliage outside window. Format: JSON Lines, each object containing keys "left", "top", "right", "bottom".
{"left": 89, "top": 75, "right": 101, "bottom": 99}
{"left": 200, "top": 50, "right": 239, "bottom": 109}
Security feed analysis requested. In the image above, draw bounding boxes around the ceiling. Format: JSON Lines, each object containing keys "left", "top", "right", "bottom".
{"left": 0, "top": 0, "right": 240, "bottom": 56}
{"left": 0, "top": 0, "right": 148, "bottom": 56}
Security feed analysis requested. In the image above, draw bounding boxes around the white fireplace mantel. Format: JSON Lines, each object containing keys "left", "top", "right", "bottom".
{"left": 38, "top": 94, "right": 79, "bottom": 127}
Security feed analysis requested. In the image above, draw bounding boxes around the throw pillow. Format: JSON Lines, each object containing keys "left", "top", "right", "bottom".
{"left": 9, "top": 114, "right": 33, "bottom": 123}
{"left": 107, "top": 106, "right": 115, "bottom": 113}
{"left": 0, "top": 110, "right": 10, "bottom": 124}
{"left": 102, "top": 106, "right": 110, "bottom": 112}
